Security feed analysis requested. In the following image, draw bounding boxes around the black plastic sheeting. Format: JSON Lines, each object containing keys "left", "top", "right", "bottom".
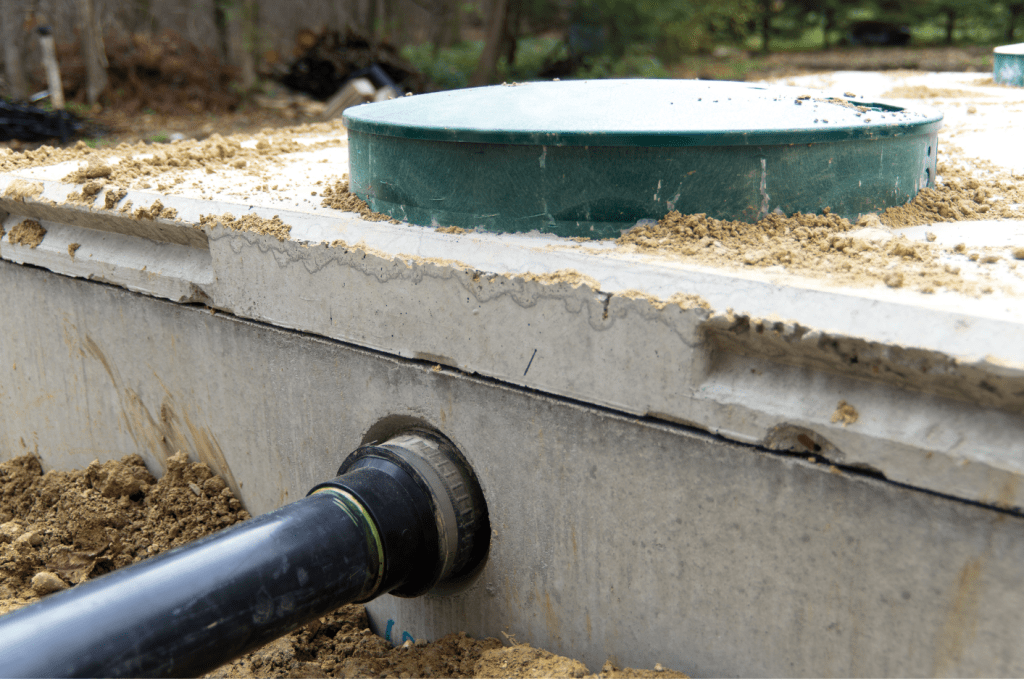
{"left": 0, "top": 99, "right": 82, "bottom": 143}
{"left": 280, "top": 30, "right": 424, "bottom": 100}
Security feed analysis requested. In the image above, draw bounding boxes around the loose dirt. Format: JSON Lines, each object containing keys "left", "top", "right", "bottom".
{"left": 2, "top": 179, "right": 44, "bottom": 202}
{"left": 615, "top": 144, "right": 1024, "bottom": 297}
{"left": 320, "top": 179, "right": 394, "bottom": 222}
{"left": 199, "top": 212, "right": 293, "bottom": 241}
{"left": 0, "top": 452, "right": 248, "bottom": 616}
{"left": 0, "top": 454, "right": 684, "bottom": 678}
{"left": 2, "top": 73, "right": 1020, "bottom": 302}
{"left": 1, "top": 123, "right": 348, "bottom": 211}
{"left": 879, "top": 85, "right": 989, "bottom": 99}
{"left": 521, "top": 269, "right": 602, "bottom": 290}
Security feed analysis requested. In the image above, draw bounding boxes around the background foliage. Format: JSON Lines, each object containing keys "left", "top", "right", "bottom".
{"left": 1, "top": 0, "right": 1021, "bottom": 100}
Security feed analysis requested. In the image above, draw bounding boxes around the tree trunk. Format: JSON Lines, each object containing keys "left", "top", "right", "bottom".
{"left": 214, "top": 0, "right": 230, "bottom": 62}
{"left": 759, "top": 0, "right": 772, "bottom": 54}
{"left": 38, "top": 28, "right": 65, "bottom": 110}
{"left": 367, "top": 0, "right": 379, "bottom": 48}
{"left": 821, "top": 8, "right": 835, "bottom": 50}
{"left": 944, "top": 9, "right": 956, "bottom": 45}
{"left": 499, "top": 0, "right": 522, "bottom": 68}
{"left": 80, "top": 0, "right": 108, "bottom": 105}
{"left": 430, "top": 0, "right": 460, "bottom": 54}
{"left": 226, "top": 0, "right": 257, "bottom": 90}
{"left": 470, "top": 0, "right": 509, "bottom": 86}
{"left": 1, "top": 0, "right": 28, "bottom": 99}
{"left": 1008, "top": 3, "right": 1024, "bottom": 42}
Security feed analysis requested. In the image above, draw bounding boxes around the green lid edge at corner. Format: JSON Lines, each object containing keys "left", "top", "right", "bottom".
{"left": 343, "top": 80, "right": 943, "bottom": 148}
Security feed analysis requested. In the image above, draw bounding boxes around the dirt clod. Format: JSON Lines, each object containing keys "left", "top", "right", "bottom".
{"left": 7, "top": 220, "right": 46, "bottom": 249}
{"left": 30, "top": 571, "right": 67, "bottom": 595}
{"left": 320, "top": 180, "right": 395, "bottom": 222}
{"left": 831, "top": 400, "right": 859, "bottom": 426}
{"left": 66, "top": 159, "right": 113, "bottom": 182}
{"left": 133, "top": 199, "right": 178, "bottom": 221}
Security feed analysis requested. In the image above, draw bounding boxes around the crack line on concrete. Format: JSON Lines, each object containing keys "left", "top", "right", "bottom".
{"left": 523, "top": 349, "right": 537, "bottom": 376}
{"left": 12, "top": 262, "right": 1024, "bottom": 522}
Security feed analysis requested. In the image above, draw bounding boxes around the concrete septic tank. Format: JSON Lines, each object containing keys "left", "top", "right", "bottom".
{"left": 344, "top": 79, "right": 942, "bottom": 237}
{"left": 994, "top": 43, "right": 1024, "bottom": 87}
{"left": 2, "top": 74, "right": 1024, "bottom": 676}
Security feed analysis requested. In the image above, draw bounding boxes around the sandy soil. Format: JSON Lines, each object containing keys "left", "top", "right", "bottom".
{"left": 3, "top": 108, "right": 1020, "bottom": 302}
{"left": 0, "top": 454, "right": 684, "bottom": 678}
{"left": 615, "top": 151, "right": 1024, "bottom": 296}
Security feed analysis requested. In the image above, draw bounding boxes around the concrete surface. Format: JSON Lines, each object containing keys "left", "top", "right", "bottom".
{"left": 3, "top": 107, "right": 1024, "bottom": 510}
{"left": 2, "top": 260, "right": 1024, "bottom": 677}
{"left": 2, "top": 71, "right": 1024, "bottom": 676}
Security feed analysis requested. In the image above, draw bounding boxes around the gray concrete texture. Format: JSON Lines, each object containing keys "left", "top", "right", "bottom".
{"left": 2, "top": 261, "right": 1023, "bottom": 677}
{"left": 2, "top": 70, "right": 1024, "bottom": 675}
{"left": 3, "top": 172, "right": 1023, "bottom": 512}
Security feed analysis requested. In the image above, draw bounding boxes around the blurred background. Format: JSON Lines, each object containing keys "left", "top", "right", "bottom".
{"left": 0, "top": 0, "right": 1020, "bottom": 142}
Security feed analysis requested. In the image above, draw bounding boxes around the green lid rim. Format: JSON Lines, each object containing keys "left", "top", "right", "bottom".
{"left": 344, "top": 105, "right": 942, "bottom": 148}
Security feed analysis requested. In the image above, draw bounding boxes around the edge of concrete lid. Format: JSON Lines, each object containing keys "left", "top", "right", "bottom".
{"left": 994, "top": 42, "right": 1024, "bottom": 55}
{"left": 343, "top": 79, "right": 943, "bottom": 147}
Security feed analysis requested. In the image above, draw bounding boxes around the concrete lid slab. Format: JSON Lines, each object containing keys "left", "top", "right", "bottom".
{"left": 2, "top": 71, "right": 1024, "bottom": 511}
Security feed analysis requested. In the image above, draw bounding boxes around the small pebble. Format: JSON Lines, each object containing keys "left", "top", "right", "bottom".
{"left": 655, "top": 663, "right": 665, "bottom": 672}
{"left": 0, "top": 521, "right": 23, "bottom": 542}
{"left": 203, "top": 476, "right": 227, "bottom": 495}
{"left": 17, "top": 530, "right": 43, "bottom": 546}
{"left": 31, "top": 571, "right": 67, "bottom": 595}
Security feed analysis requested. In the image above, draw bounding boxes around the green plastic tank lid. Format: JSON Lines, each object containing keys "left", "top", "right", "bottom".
{"left": 343, "top": 79, "right": 943, "bottom": 237}
{"left": 343, "top": 79, "right": 942, "bottom": 147}
{"left": 994, "top": 43, "right": 1024, "bottom": 87}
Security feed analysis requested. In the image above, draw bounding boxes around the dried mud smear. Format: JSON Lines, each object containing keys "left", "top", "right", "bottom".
{"left": 199, "top": 212, "right": 292, "bottom": 241}
{"left": 7, "top": 220, "right": 46, "bottom": 248}
{"left": 880, "top": 85, "right": 988, "bottom": 99}
{"left": 618, "top": 289, "right": 711, "bottom": 311}
{"left": 0, "top": 455, "right": 685, "bottom": 678}
{"left": 521, "top": 268, "right": 602, "bottom": 290}
{"left": 3, "top": 179, "right": 44, "bottom": 202}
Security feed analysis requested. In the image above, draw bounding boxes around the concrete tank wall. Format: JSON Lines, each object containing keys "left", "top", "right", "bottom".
{"left": 2, "top": 261, "right": 1023, "bottom": 676}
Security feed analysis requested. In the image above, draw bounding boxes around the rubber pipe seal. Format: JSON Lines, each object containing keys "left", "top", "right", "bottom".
{"left": 311, "top": 428, "right": 488, "bottom": 598}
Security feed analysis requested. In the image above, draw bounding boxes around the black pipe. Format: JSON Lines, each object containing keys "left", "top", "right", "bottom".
{"left": 0, "top": 429, "right": 488, "bottom": 678}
